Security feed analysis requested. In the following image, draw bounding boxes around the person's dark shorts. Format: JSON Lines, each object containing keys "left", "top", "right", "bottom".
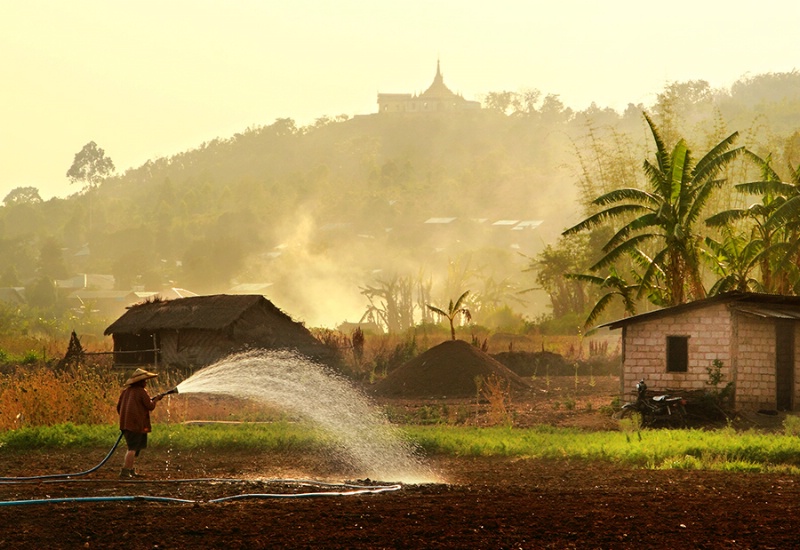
{"left": 122, "top": 430, "right": 148, "bottom": 455}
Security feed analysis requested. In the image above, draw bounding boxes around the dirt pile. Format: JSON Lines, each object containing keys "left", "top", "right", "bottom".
{"left": 371, "top": 339, "right": 529, "bottom": 398}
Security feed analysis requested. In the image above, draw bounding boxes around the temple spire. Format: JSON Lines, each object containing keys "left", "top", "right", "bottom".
{"left": 421, "top": 59, "right": 453, "bottom": 97}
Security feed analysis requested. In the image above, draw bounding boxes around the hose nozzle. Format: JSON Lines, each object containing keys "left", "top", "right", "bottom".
{"left": 154, "top": 387, "right": 179, "bottom": 400}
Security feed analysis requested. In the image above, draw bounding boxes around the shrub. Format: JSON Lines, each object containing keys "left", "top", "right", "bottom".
{"left": 0, "top": 363, "right": 119, "bottom": 429}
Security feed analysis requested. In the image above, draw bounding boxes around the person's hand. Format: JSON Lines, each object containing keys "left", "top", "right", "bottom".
{"left": 152, "top": 394, "right": 163, "bottom": 402}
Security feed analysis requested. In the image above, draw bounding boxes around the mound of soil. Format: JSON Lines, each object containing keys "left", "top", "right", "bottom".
{"left": 371, "top": 340, "right": 529, "bottom": 398}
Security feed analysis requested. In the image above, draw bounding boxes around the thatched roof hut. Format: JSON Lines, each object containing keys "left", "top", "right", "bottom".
{"left": 104, "top": 294, "right": 335, "bottom": 369}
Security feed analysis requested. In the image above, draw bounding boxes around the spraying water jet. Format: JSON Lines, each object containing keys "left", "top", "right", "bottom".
{"left": 172, "top": 349, "right": 438, "bottom": 484}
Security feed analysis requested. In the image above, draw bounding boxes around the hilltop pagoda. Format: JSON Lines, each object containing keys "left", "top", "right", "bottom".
{"left": 377, "top": 61, "right": 481, "bottom": 114}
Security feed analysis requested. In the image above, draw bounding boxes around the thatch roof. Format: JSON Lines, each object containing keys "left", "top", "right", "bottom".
{"left": 104, "top": 294, "right": 294, "bottom": 335}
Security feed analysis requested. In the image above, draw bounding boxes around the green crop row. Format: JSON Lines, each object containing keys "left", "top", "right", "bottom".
{"left": 4, "top": 422, "right": 800, "bottom": 474}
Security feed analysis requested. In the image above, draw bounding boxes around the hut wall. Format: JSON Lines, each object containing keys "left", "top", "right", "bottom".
{"left": 158, "top": 329, "right": 236, "bottom": 368}
{"left": 732, "top": 314, "right": 777, "bottom": 410}
{"left": 621, "top": 302, "right": 733, "bottom": 395}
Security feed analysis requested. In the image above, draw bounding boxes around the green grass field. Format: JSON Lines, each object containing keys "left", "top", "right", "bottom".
{"left": 3, "top": 422, "right": 800, "bottom": 474}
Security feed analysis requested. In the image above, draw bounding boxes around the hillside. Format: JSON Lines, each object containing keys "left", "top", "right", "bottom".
{"left": 3, "top": 71, "right": 800, "bottom": 331}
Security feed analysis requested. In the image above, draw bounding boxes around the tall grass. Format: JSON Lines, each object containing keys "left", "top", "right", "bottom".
{"left": 403, "top": 424, "right": 800, "bottom": 473}
{"left": 0, "top": 421, "right": 331, "bottom": 455}
{"left": 0, "top": 364, "right": 119, "bottom": 429}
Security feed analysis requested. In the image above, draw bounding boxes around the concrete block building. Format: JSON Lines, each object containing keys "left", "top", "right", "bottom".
{"left": 602, "top": 292, "right": 800, "bottom": 411}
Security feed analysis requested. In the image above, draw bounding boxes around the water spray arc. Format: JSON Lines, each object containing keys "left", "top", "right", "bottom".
{"left": 175, "top": 349, "right": 436, "bottom": 484}
{"left": 0, "top": 349, "right": 438, "bottom": 507}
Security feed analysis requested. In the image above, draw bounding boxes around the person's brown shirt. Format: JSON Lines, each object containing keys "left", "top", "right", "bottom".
{"left": 117, "top": 385, "right": 156, "bottom": 433}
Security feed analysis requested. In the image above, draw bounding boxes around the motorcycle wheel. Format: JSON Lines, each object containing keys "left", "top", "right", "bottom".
{"left": 668, "top": 404, "right": 688, "bottom": 428}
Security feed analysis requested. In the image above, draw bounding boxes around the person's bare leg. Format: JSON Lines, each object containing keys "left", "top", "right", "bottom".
{"left": 124, "top": 450, "right": 136, "bottom": 469}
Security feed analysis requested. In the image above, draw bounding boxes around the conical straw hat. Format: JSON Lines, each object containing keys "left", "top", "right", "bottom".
{"left": 124, "top": 368, "right": 158, "bottom": 386}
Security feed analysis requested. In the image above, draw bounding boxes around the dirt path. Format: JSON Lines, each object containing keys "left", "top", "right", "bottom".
{"left": 1, "top": 448, "right": 798, "bottom": 548}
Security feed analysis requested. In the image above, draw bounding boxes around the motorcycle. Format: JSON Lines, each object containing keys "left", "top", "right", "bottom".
{"left": 616, "top": 380, "right": 687, "bottom": 428}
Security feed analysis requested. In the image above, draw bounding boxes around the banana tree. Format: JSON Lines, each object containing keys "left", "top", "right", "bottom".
{"left": 563, "top": 112, "right": 745, "bottom": 307}
{"left": 427, "top": 291, "right": 472, "bottom": 341}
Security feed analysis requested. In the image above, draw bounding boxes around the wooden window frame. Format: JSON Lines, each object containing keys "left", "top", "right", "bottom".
{"left": 666, "top": 335, "right": 689, "bottom": 373}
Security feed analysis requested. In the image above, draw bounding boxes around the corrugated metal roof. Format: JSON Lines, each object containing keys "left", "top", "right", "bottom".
{"left": 731, "top": 304, "right": 800, "bottom": 320}
{"left": 599, "top": 292, "right": 800, "bottom": 330}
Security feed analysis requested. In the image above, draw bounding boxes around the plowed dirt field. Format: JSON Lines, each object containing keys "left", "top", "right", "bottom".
{"left": 2, "top": 449, "right": 799, "bottom": 549}
{"left": 1, "top": 376, "right": 797, "bottom": 549}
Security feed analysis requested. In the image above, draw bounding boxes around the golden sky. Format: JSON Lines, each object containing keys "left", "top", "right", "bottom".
{"left": 2, "top": 0, "right": 799, "bottom": 200}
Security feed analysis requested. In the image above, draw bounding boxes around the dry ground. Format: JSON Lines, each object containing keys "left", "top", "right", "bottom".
{"left": 1, "top": 376, "right": 797, "bottom": 549}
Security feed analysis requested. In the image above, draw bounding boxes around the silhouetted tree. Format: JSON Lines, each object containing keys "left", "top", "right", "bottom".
{"left": 67, "top": 141, "right": 115, "bottom": 192}
{"left": 3, "top": 186, "right": 42, "bottom": 206}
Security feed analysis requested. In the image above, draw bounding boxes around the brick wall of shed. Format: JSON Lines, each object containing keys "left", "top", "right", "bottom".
{"left": 621, "top": 303, "right": 733, "bottom": 397}
{"left": 731, "top": 314, "right": 776, "bottom": 410}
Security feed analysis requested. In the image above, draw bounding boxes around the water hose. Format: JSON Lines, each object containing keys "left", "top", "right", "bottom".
{"left": 208, "top": 484, "right": 402, "bottom": 502}
{"left": 0, "top": 479, "right": 403, "bottom": 507}
{"left": 0, "top": 495, "right": 197, "bottom": 506}
{"left": 1, "top": 386, "right": 178, "bottom": 482}
{"left": 0, "top": 432, "right": 124, "bottom": 482}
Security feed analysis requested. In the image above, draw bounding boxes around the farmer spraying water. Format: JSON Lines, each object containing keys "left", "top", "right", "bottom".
{"left": 117, "top": 368, "right": 164, "bottom": 478}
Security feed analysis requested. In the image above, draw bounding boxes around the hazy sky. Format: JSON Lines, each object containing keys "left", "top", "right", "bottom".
{"left": 3, "top": 0, "right": 799, "bottom": 201}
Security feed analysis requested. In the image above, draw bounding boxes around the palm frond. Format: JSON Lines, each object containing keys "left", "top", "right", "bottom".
{"left": 452, "top": 290, "right": 470, "bottom": 312}
{"left": 590, "top": 233, "right": 655, "bottom": 271}
{"left": 685, "top": 177, "right": 726, "bottom": 226}
{"left": 592, "top": 187, "right": 657, "bottom": 206}
{"left": 705, "top": 208, "right": 750, "bottom": 227}
{"left": 669, "top": 141, "right": 690, "bottom": 204}
{"left": 643, "top": 113, "right": 670, "bottom": 172}
{"left": 636, "top": 247, "right": 670, "bottom": 300}
{"left": 692, "top": 132, "right": 740, "bottom": 180}
{"left": 734, "top": 179, "right": 794, "bottom": 197}
{"left": 697, "top": 147, "right": 746, "bottom": 186}
{"left": 562, "top": 204, "right": 650, "bottom": 236}
{"left": 765, "top": 196, "right": 800, "bottom": 230}
{"left": 743, "top": 149, "right": 780, "bottom": 182}
{"left": 603, "top": 212, "right": 661, "bottom": 250}
{"left": 426, "top": 305, "right": 447, "bottom": 317}
{"left": 583, "top": 292, "right": 617, "bottom": 331}
{"left": 565, "top": 272, "right": 607, "bottom": 285}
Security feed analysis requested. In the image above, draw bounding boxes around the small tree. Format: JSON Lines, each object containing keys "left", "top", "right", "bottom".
{"left": 66, "top": 141, "right": 115, "bottom": 192}
{"left": 427, "top": 290, "right": 472, "bottom": 341}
